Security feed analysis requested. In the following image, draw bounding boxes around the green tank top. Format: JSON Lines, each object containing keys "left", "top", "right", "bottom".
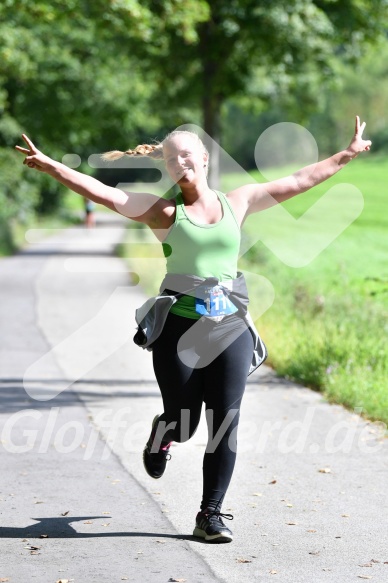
{"left": 162, "top": 190, "right": 241, "bottom": 319}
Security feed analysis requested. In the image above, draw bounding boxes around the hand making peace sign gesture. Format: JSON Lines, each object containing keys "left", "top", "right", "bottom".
{"left": 347, "top": 115, "right": 372, "bottom": 156}
{"left": 15, "top": 134, "right": 54, "bottom": 172}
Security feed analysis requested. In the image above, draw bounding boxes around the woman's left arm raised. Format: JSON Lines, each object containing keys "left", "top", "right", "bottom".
{"left": 229, "top": 116, "right": 372, "bottom": 217}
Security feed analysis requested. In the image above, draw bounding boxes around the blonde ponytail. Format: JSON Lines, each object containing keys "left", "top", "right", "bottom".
{"left": 101, "top": 142, "right": 164, "bottom": 162}
{"left": 101, "top": 130, "right": 209, "bottom": 166}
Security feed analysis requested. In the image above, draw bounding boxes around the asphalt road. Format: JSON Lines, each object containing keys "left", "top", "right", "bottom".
{"left": 1, "top": 212, "right": 387, "bottom": 583}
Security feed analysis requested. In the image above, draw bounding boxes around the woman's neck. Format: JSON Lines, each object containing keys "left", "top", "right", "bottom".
{"left": 180, "top": 181, "right": 215, "bottom": 206}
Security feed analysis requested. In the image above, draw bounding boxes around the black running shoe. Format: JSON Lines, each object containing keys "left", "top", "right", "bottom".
{"left": 143, "top": 415, "right": 172, "bottom": 479}
{"left": 193, "top": 510, "right": 234, "bottom": 543}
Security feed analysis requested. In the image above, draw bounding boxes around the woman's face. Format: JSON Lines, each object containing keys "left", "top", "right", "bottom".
{"left": 163, "top": 135, "right": 208, "bottom": 184}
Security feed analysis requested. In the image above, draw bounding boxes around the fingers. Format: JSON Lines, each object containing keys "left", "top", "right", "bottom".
{"left": 22, "top": 134, "right": 37, "bottom": 151}
{"left": 15, "top": 145, "right": 30, "bottom": 154}
{"left": 355, "top": 115, "right": 367, "bottom": 136}
{"left": 15, "top": 134, "right": 37, "bottom": 153}
{"left": 23, "top": 160, "right": 38, "bottom": 169}
{"left": 15, "top": 134, "right": 38, "bottom": 156}
{"left": 357, "top": 115, "right": 370, "bottom": 147}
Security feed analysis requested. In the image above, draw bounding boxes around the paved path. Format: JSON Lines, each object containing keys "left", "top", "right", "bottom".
{"left": 0, "top": 212, "right": 387, "bottom": 583}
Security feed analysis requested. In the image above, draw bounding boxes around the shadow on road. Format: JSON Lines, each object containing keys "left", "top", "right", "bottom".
{"left": 0, "top": 515, "right": 202, "bottom": 542}
{"left": 0, "top": 381, "right": 160, "bottom": 412}
{"left": 0, "top": 372, "right": 294, "bottom": 413}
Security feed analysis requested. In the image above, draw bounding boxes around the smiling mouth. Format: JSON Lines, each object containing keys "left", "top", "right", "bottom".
{"left": 177, "top": 167, "right": 191, "bottom": 177}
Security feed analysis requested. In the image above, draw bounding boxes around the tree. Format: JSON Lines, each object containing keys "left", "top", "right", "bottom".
{"left": 1, "top": 1, "right": 152, "bottom": 216}
{"left": 144, "top": 0, "right": 388, "bottom": 186}
{"left": 0, "top": 0, "right": 209, "bottom": 221}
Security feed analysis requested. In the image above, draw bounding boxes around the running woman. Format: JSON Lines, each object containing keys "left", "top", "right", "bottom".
{"left": 16, "top": 117, "right": 371, "bottom": 542}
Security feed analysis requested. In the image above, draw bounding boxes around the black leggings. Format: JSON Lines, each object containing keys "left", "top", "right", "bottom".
{"left": 152, "top": 312, "right": 254, "bottom": 512}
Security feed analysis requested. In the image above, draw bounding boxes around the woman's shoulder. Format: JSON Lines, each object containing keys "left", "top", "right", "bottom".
{"left": 149, "top": 195, "right": 177, "bottom": 234}
{"left": 221, "top": 190, "right": 247, "bottom": 227}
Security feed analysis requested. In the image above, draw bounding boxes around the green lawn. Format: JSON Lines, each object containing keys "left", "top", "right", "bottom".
{"left": 220, "top": 155, "right": 387, "bottom": 425}
{"left": 222, "top": 155, "right": 388, "bottom": 301}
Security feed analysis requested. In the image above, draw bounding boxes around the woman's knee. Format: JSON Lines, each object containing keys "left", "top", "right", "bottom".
{"left": 161, "top": 409, "right": 201, "bottom": 443}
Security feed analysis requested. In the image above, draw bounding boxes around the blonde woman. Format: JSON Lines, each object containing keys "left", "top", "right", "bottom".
{"left": 16, "top": 117, "right": 371, "bottom": 542}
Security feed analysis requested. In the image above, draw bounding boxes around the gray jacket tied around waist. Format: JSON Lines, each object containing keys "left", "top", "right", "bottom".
{"left": 133, "top": 271, "right": 267, "bottom": 376}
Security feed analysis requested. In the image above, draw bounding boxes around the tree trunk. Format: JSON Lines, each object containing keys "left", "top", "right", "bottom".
{"left": 203, "top": 92, "right": 222, "bottom": 190}
{"left": 199, "top": 21, "right": 223, "bottom": 190}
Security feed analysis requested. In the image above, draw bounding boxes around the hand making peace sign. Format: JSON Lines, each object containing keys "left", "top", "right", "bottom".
{"left": 15, "top": 134, "right": 53, "bottom": 172}
{"left": 347, "top": 115, "right": 372, "bottom": 156}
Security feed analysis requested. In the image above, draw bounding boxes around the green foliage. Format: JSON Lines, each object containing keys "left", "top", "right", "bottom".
{"left": 0, "top": 148, "right": 39, "bottom": 253}
{"left": 309, "top": 39, "right": 388, "bottom": 154}
{"left": 223, "top": 34, "right": 388, "bottom": 166}
{"left": 144, "top": 0, "right": 388, "bottom": 119}
{"left": 251, "top": 282, "right": 388, "bottom": 424}
{"left": 1, "top": 1, "right": 150, "bottom": 225}
{"left": 0, "top": 149, "right": 39, "bottom": 219}
{"left": 0, "top": 0, "right": 211, "bottom": 227}
{"left": 134, "top": 0, "right": 388, "bottom": 187}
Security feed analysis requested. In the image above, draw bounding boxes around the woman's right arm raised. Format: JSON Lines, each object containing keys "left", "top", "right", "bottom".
{"left": 15, "top": 134, "right": 164, "bottom": 226}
